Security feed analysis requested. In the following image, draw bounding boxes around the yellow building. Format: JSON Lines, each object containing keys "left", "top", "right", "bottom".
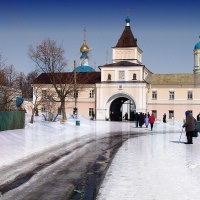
{"left": 33, "top": 16, "right": 200, "bottom": 122}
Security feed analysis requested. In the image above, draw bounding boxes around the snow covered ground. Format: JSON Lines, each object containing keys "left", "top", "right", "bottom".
{"left": 1, "top": 114, "right": 200, "bottom": 199}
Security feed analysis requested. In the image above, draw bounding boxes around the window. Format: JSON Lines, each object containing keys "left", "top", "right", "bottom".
{"left": 132, "top": 73, "right": 137, "bottom": 80}
{"left": 108, "top": 74, "right": 111, "bottom": 80}
{"left": 74, "top": 90, "right": 78, "bottom": 98}
{"left": 187, "top": 91, "right": 193, "bottom": 100}
{"left": 73, "top": 107, "right": 78, "bottom": 115}
{"left": 89, "top": 90, "right": 94, "bottom": 98}
{"left": 169, "top": 110, "right": 174, "bottom": 119}
{"left": 169, "top": 91, "right": 174, "bottom": 100}
{"left": 152, "top": 110, "right": 157, "bottom": 118}
{"left": 89, "top": 108, "right": 94, "bottom": 116}
{"left": 42, "top": 90, "right": 46, "bottom": 98}
{"left": 152, "top": 91, "right": 157, "bottom": 99}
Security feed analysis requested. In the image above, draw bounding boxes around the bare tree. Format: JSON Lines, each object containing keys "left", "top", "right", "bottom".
{"left": 0, "top": 64, "right": 21, "bottom": 110}
{"left": 16, "top": 72, "right": 26, "bottom": 97}
{"left": 40, "top": 89, "right": 59, "bottom": 121}
{"left": 26, "top": 70, "right": 38, "bottom": 98}
{"left": 0, "top": 54, "right": 6, "bottom": 70}
{"left": 28, "top": 38, "right": 79, "bottom": 121}
{"left": 0, "top": 55, "right": 7, "bottom": 86}
{"left": 16, "top": 70, "right": 39, "bottom": 99}
{"left": 30, "top": 85, "right": 43, "bottom": 123}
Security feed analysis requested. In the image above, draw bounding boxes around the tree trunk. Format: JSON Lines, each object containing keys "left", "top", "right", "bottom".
{"left": 61, "top": 98, "right": 66, "bottom": 120}
{"left": 30, "top": 109, "right": 35, "bottom": 123}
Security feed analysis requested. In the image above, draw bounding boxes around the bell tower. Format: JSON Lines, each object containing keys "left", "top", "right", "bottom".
{"left": 112, "top": 16, "right": 143, "bottom": 64}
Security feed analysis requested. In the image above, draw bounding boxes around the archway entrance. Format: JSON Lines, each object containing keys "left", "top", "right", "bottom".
{"left": 109, "top": 97, "right": 135, "bottom": 121}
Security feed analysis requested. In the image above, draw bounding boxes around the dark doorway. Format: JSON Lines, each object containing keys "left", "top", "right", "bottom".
{"left": 110, "top": 97, "right": 135, "bottom": 121}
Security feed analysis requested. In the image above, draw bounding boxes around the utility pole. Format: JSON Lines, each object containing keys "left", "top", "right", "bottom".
{"left": 73, "top": 60, "right": 77, "bottom": 117}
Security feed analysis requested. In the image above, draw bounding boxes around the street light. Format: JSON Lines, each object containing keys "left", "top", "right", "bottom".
{"left": 73, "top": 60, "right": 78, "bottom": 118}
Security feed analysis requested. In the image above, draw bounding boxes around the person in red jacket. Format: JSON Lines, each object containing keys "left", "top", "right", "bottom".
{"left": 149, "top": 113, "right": 155, "bottom": 131}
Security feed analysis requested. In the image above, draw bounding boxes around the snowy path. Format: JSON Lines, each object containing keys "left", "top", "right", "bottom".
{"left": 97, "top": 132, "right": 200, "bottom": 200}
{"left": 0, "top": 114, "right": 194, "bottom": 200}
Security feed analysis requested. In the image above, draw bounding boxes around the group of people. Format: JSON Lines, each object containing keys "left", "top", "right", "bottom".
{"left": 134, "top": 112, "right": 156, "bottom": 131}
{"left": 125, "top": 110, "right": 198, "bottom": 144}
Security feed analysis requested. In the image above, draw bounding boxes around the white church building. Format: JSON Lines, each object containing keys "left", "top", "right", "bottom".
{"left": 33, "top": 16, "right": 200, "bottom": 122}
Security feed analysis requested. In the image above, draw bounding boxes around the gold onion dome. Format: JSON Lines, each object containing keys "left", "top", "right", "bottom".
{"left": 80, "top": 43, "right": 90, "bottom": 53}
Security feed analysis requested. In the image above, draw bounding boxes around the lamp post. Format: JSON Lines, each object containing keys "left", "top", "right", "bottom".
{"left": 73, "top": 60, "right": 77, "bottom": 118}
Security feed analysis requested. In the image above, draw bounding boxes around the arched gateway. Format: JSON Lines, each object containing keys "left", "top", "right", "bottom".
{"left": 106, "top": 93, "right": 136, "bottom": 121}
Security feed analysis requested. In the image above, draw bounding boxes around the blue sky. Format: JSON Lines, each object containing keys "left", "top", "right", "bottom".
{"left": 0, "top": 0, "right": 200, "bottom": 74}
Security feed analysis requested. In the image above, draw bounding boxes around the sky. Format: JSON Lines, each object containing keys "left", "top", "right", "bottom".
{"left": 0, "top": 0, "right": 200, "bottom": 75}
{"left": 1, "top": 114, "right": 200, "bottom": 199}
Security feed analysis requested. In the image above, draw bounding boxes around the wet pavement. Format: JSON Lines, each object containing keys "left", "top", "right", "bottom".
{"left": 96, "top": 131, "right": 200, "bottom": 200}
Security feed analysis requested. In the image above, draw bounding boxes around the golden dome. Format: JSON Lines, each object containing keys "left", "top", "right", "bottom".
{"left": 80, "top": 43, "right": 90, "bottom": 53}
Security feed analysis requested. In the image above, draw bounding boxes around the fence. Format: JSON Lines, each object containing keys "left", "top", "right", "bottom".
{"left": 0, "top": 111, "right": 25, "bottom": 131}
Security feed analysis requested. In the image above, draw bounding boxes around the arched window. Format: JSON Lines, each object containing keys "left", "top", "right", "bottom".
{"left": 108, "top": 74, "right": 111, "bottom": 80}
{"left": 133, "top": 73, "right": 137, "bottom": 80}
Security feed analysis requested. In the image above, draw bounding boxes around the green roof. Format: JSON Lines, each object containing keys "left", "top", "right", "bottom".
{"left": 74, "top": 66, "right": 95, "bottom": 72}
{"left": 145, "top": 73, "right": 200, "bottom": 85}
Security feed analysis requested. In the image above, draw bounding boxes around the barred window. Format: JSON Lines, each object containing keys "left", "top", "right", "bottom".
{"left": 152, "top": 91, "right": 157, "bottom": 99}
{"left": 169, "top": 110, "right": 174, "bottom": 119}
{"left": 187, "top": 91, "right": 193, "bottom": 100}
{"left": 89, "top": 108, "right": 94, "bottom": 116}
{"left": 152, "top": 110, "right": 157, "bottom": 118}
{"left": 169, "top": 91, "right": 174, "bottom": 100}
{"left": 74, "top": 90, "right": 78, "bottom": 98}
{"left": 89, "top": 90, "right": 94, "bottom": 98}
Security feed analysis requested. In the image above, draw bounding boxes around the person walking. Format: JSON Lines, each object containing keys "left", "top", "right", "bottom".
{"left": 163, "top": 113, "right": 166, "bottom": 123}
{"left": 182, "top": 111, "right": 196, "bottom": 144}
{"left": 134, "top": 112, "right": 139, "bottom": 127}
{"left": 123, "top": 112, "right": 128, "bottom": 121}
{"left": 139, "top": 113, "right": 144, "bottom": 128}
{"left": 91, "top": 111, "right": 95, "bottom": 120}
{"left": 144, "top": 114, "right": 149, "bottom": 128}
{"left": 149, "top": 113, "right": 155, "bottom": 131}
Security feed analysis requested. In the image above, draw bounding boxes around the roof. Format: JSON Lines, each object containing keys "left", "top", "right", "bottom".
{"left": 33, "top": 72, "right": 101, "bottom": 85}
{"left": 115, "top": 25, "right": 137, "bottom": 47}
{"left": 74, "top": 66, "right": 95, "bottom": 72}
{"left": 146, "top": 73, "right": 200, "bottom": 85}
{"left": 194, "top": 42, "right": 200, "bottom": 50}
{"left": 99, "top": 61, "right": 143, "bottom": 68}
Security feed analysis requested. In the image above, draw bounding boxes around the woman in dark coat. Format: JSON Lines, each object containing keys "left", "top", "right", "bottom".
{"left": 134, "top": 112, "right": 139, "bottom": 127}
{"left": 163, "top": 113, "right": 166, "bottom": 123}
{"left": 139, "top": 113, "right": 144, "bottom": 128}
{"left": 183, "top": 111, "right": 196, "bottom": 144}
